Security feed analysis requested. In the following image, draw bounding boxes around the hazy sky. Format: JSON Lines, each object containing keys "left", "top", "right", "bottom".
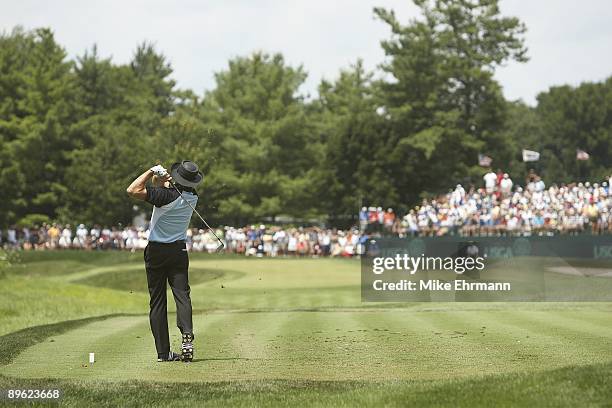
{"left": 2, "top": 0, "right": 611, "bottom": 105}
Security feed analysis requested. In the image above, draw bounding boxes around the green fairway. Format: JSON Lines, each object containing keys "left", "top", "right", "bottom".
{"left": 0, "top": 252, "right": 611, "bottom": 407}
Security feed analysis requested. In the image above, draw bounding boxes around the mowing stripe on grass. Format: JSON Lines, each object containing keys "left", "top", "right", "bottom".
{"left": 476, "top": 311, "right": 610, "bottom": 370}
{"left": 519, "top": 310, "right": 612, "bottom": 337}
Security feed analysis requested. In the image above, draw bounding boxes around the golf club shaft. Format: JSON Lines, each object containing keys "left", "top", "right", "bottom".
{"left": 168, "top": 180, "right": 224, "bottom": 248}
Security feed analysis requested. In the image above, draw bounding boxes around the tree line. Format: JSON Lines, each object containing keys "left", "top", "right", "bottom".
{"left": 0, "top": 0, "right": 610, "bottom": 228}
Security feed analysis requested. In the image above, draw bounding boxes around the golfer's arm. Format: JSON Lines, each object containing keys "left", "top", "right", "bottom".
{"left": 126, "top": 169, "right": 153, "bottom": 201}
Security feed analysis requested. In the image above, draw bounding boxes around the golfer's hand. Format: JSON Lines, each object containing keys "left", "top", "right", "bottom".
{"left": 150, "top": 164, "right": 168, "bottom": 177}
{"left": 159, "top": 173, "right": 173, "bottom": 184}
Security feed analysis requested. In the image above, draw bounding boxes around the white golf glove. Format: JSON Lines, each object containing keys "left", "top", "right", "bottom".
{"left": 150, "top": 164, "right": 168, "bottom": 177}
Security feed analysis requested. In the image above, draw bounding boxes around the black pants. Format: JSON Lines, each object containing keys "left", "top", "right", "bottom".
{"left": 144, "top": 241, "right": 193, "bottom": 358}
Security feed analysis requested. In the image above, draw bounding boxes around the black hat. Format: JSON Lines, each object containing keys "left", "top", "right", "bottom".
{"left": 170, "top": 161, "right": 203, "bottom": 188}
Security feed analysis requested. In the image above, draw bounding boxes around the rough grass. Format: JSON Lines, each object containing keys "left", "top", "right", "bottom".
{"left": 1, "top": 363, "right": 611, "bottom": 407}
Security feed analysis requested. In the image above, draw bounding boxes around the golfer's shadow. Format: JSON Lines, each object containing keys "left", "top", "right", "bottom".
{"left": 191, "top": 357, "right": 249, "bottom": 362}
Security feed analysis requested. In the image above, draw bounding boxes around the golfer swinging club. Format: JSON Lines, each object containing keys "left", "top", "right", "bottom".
{"left": 126, "top": 161, "right": 203, "bottom": 362}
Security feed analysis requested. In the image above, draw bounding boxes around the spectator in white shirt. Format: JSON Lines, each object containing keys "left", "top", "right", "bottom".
{"left": 483, "top": 170, "right": 497, "bottom": 194}
{"left": 500, "top": 173, "right": 513, "bottom": 197}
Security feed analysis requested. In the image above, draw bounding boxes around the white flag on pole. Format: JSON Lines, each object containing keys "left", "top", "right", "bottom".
{"left": 522, "top": 149, "right": 540, "bottom": 162}
{"left": 576, "top": 149, "right": 590, "bottom": 160}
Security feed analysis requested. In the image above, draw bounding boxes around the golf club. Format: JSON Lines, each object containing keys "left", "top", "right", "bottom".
{"left": 167, "top": 176, "right": 225, "bottom": 252}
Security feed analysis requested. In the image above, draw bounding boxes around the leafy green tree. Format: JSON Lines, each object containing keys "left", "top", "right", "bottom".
{"left": 315, "top": 60, "right": 396, "bottom": 223}
{"left": 60, "top": 43, "right": 177, "bottom": 224}
{"left": 61, "top": 124, "right": 153, "bottom": 225}
{"left": 0, "top": 28, "right": 76, "bottom": 225}
{"left": 131, "top": 42, "right": 176, "bottom": 116}
{"left": 533, "top": 78, "right": 612, "bottom": 183}
{"left": 197, "top": 52, "right": 322, "bottom": 224}
{"left": 374, "top": 0, "right": 527, "bottom": 200}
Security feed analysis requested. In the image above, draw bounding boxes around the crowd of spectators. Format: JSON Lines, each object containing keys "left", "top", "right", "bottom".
{"left": 222, "top": 226, "right": 364, "bottom": 257}
{"left": 0, "top": 224, "right": 365, "bottom": 257}
{"left": 363, "top": 171, "right": 612, "bottom": 237}
{"left": 2, "top": 172, "right": 610, "bottom": 255}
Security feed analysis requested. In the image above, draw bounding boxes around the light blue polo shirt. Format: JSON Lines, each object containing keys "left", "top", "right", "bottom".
{"left": 147, "top": 188, "right": 198, "bottom": 243}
